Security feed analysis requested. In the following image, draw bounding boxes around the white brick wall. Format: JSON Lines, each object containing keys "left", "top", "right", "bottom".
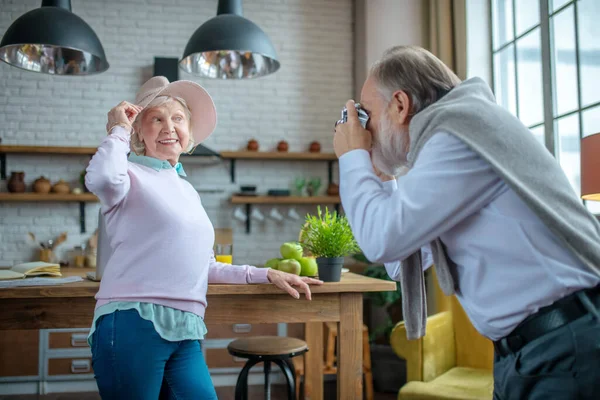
{"left": 0, "top": 0, "right": 353, "bottom": 266}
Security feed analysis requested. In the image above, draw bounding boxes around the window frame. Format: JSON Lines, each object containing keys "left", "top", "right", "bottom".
{"left": 490, "top": 0, "right": 600, "bottom": 210}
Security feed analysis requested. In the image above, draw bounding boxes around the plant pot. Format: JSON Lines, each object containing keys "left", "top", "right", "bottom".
{"left": 316, "top": 257, "right": 344, "bottom": 282}
{"left": 370, "top": 343, "right": 407, "bottom": 393}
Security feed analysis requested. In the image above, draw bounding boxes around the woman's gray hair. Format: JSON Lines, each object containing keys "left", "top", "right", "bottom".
{"left": 131, "top": 96, "right": 194, "bottom": 155}
{"left": 370, "top": 46, "right": 462, "bottom": 115}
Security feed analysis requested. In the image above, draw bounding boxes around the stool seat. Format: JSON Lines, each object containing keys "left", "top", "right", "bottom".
{"left": 227, "top": 336, "right": 308, "bottom": 358}
{"left": 227, "top": 336, "right": 307, "bottom": 399}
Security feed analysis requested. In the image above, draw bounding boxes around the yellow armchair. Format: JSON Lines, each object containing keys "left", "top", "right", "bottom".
{"left": 389, "top": 269, "right": 494, "bottom": 400}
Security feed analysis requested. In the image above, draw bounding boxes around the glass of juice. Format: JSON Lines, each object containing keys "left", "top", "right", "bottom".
{"left": 215, "top": 244, "right": 233, "bottom": 264}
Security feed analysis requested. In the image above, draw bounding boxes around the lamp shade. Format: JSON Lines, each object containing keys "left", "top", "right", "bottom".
{"left": 581, "top": 132, "right": 600, "bottom": 201}
{"left": 179, "top": 0, "right": 280, "bottom": 79}
{"left": 0, "top": 0, "right": 109, "bottom": 75}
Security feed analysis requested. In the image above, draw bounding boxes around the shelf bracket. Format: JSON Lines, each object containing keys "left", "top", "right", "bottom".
{"left": 245, "top": 203, "right": 251, "bottom": 234}
{"left": 327, "top": 160, "right": 334, "bottom": 185}
{"left": 0, "top": 153, "right": 5, "bottom": 180}
{"left": 230, "top": 159, "right": 236, "bottom": 183}
{"left": 79, "top": 202, "right": 86, "bottom": 233}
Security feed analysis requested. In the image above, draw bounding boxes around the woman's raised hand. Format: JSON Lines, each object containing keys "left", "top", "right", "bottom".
{"left": 106, "top": 101, "right": 143, "bottom": 133}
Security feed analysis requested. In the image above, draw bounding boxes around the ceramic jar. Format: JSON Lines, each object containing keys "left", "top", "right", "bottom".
{"left": 277, "top": 140, "right": 289, "bottom": 152}
{"left": 247, "top": 139, "right": 259, "bottom": 151}
{"left": 33, "top": 176, "right": 51, "bottom": 193}
{"left": 52, "top": 179, "right": 70, "bottom": 194}
{"left": 7, "top": 172, "right": 25, "bottom": 193}
{"left": 309, "top": 141, "right": 321, "bottom": 153}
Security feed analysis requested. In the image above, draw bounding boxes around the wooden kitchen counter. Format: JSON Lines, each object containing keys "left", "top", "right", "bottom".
{"left": 0, "top": 267, "right": 396, "bottom": 400}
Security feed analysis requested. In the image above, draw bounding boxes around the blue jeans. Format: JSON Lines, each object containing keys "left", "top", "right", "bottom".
{"left": 91, "top": 309, "right": 217, "bottom": 400}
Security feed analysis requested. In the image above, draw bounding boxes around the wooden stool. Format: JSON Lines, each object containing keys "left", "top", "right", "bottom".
{"left": 227, "top": 336, "right": 308, "bottom": 400}
{"left": 291, "top": 322, "right": 374, "bottom": 400}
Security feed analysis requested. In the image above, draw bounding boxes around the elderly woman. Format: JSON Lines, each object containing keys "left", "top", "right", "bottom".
{"left": 85, "top": 76, "right": 322, "bottom": 400}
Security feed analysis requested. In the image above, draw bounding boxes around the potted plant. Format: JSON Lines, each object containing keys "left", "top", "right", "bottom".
{"left": 354, "top": 252, "right": 407, "bottom": 393}
{"left": 299, "top": 206, "right": 359, "bottom": 282}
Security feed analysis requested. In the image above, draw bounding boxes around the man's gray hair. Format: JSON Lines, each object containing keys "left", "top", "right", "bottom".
{"left": 131, "top": 96, "right": 194, "bottom": 155}
{"left": 370, "top": 46, "right": 462, "bottom": 115}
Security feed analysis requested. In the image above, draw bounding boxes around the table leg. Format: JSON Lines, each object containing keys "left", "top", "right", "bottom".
{"left": 337, "top": 293, "right": 363, "bottom": 399}
{"left": 304, "top": 321, "right": 324, "bottom": 400}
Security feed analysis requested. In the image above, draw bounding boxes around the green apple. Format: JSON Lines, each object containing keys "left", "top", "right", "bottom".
{"left": 280, "top": 242, "right": 303, "bottom": 261}
{"left": 264, "top": 258, "right": 281, "bottom": 269}
{"left": 277, "top": 259, "right": 301, "bottom": 275}
{"left": 299, "top": 256, "right": 318, "bottom": 277}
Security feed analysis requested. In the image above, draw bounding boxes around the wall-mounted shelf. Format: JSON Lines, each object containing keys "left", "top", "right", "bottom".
{"left": 0, "top": 143, "right": 101, "bottom": 234}
{"left": 0, "top": 143, "right": 342, "bottom": 235}
{"left": 220, "top": 151, "right": 338, "bottom": 183}
{"left": 231, "top": 195, "right": 340, "bottom": 204}
{"left": 0, "top": 144, "right": 97, "bottom": 180}
{"left": 0, "top": 193, "right": 98, "bottom": 202}
{"left": 0, "top": 192, "right": 98, "bottom": 233}
{"left": 230, "top": 195, "right": 341, "bottom": 233}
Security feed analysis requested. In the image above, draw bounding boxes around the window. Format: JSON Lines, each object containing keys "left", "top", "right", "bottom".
{"left": 491, "top": 0, "right": 600, "bottom": 214}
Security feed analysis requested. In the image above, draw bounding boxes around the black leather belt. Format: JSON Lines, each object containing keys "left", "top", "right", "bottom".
{"left": 494, "top": 285, "right": 600, "bottom": 358}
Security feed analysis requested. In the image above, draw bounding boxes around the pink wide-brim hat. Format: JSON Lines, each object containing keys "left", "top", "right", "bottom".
{"left": 134, "top": 76, "right": 217, "bottom": 144}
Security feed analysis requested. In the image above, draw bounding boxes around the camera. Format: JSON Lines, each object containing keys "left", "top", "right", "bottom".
{"left": 338, "top": 103, "right": 369, "bottom": 128}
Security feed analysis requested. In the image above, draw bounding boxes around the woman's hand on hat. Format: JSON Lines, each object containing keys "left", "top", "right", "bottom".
{"left": 106, "top": 101, "right": 143, "bottom": 134}
{"left": 267, "top": 268, "right": 323, "bottom": 300}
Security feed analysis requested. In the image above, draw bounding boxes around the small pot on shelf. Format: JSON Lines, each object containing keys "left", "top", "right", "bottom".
{"left": 247, "top": 139, "right": 259, "bottom": 151}
{"left": 52, "top": 179, "right": 70, "bottom": 194}
{"left": 309, "top": 141, "right": 321, "bottom": 153}
{"left": 33, "top": 176, "right": 51, "bottom": 193}
{"left": 277, "top": 140, "right": 289, "bottom": 152}
{"left": 316, "top": 256, "right": 344, "bottom": 282}
{"left": 7, "top": 172, "right": 25, "bottom": 193}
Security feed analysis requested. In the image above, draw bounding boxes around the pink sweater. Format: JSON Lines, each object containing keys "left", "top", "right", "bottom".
{"left": 85, "top": 127, "right": 269, "bottom": 318}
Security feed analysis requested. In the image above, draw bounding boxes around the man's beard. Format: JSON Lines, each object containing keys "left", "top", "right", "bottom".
{"left": 371, "top": 112, "right": 409, "bottom": 177}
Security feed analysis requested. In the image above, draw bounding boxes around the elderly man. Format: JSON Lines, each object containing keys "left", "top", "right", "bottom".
{"left": 334, "top": 45, "right": 600, "bottom": 399}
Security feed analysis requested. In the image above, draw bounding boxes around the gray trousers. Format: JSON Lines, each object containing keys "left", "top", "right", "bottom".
{"left": 493, "top": 306, "right": 600, "bottom": 399}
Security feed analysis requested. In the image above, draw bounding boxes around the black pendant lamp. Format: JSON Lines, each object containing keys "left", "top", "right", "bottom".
{"left": 179, "top": 0, "right": 280, "bottom": 79}
{"left": 0, "top": 0, "right": 109, "bottom": 75}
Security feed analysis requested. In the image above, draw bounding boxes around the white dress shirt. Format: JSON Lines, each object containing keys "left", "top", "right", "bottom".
{"left": 339, "top": 132, "right": 600, "bottom": 340}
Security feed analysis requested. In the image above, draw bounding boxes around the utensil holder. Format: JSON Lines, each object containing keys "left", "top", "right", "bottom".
{"left": 39, "top": 249, "right": 54, "bottom": 263}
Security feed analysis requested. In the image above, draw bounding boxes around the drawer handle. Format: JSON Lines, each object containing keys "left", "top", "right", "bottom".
{"left": 232, "top": 324, "right": 252, "bottom": 333}
{"left": 71, "top": 359, "right": 91, "bottom": 374}
{"left": 71, "top": 334, "right": 89, "bottom": 347}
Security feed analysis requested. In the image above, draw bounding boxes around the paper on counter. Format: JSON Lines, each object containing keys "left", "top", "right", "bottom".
{"left": 0, "top": 275, "right": 83, "bottom": 288}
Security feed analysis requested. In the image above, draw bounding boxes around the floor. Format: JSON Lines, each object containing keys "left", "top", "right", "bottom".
{"left": 0, "top": 382, "right": 398, "bottom": 400}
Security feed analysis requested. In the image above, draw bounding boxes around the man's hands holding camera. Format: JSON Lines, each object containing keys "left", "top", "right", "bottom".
{"left": 334, "top": 100, "right": 396, "bottom": 182}
{"left": 333, "top": 100, "right": 372, "bottom": 158}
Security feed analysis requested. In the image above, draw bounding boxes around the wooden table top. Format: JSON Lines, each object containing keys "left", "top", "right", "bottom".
{"left": 0, "top": 268, "right": 397, "bottom": 300}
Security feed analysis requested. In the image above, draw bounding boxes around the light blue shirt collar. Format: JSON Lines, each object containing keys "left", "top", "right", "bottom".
{"left": 128, "top": 153, "right": 187, "bottom": 177}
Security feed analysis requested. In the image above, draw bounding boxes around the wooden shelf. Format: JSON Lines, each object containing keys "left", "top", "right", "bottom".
{"left": 0, "top": 145, "right": 97, "bottom": 155}
{"left": 231, "top": 195, "right": 341, "bottom": 233}
{"left": 0, "top": 193, "right": 97, "bottom": 233}
{"left": 220, "top": 151, "right": 337, "bottom": 161}
{"left": 0, "top": 193, "right": 98, "bottom": 202}
{"left": 231, "top": 195, "right": 340, "bottom": 205}
{"left": 221, "top": 151, "right": 338, "bottom": 183}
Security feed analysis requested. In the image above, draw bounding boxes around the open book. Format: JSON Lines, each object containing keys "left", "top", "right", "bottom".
{"left": 0, "top": 262, "right": 61, "bottom": 280}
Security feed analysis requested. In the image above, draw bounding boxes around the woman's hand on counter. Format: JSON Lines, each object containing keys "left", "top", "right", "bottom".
{"left": 267, "top": 269, "right": 323, "bottom": 300}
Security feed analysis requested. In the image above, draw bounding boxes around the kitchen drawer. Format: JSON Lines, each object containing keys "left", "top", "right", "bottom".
{"left": 48, "top": 358, "right": 93, "bottom": 376}
{"left": 205, "top": 348, "right": 250, "bottom": 369}
{"left": 205, "top": 323, "right": 278, "bottom": 339}
{"left": 48, "top": 331, "right": 90, "bottom": 349}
